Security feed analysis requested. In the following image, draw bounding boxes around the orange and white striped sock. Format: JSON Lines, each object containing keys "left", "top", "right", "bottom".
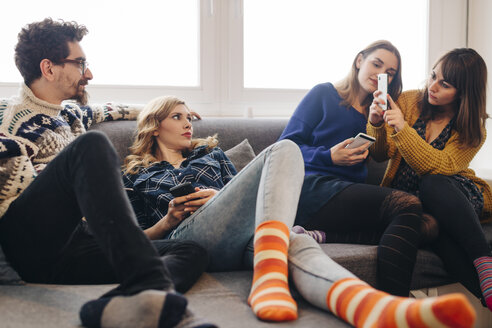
{"left": 248, "top": 220, "right": 297, "bottom": 322}
{"left": 326, "top": 277, "right": 475, "bottom": 328}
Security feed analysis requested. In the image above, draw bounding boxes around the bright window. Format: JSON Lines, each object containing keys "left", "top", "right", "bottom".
{"left": 244, "top": 0, "right": 428, "bottom": 90}
{"left": 0, "top": 0, "right": 199, "bottom": 86}
{"left": 0, "top": 0, "right": 465, "bottom": 117}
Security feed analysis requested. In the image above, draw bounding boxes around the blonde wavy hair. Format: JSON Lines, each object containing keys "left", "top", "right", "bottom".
{"left": 123, "top": 96, "right": 218, "bottom": 174}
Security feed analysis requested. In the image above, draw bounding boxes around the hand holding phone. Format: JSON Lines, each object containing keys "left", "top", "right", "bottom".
{"left": 378, "top": 73, "right": 388, "bottom": 111}
{"left": 170, "top": 182, "right": 195, "bottom": 197}
{"left": 345, "top": 133, "right": 376, "bottom": 150}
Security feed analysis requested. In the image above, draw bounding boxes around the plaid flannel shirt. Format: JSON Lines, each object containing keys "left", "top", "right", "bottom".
{"left": 123, "top": 146, "right": 236, "bottom": 232}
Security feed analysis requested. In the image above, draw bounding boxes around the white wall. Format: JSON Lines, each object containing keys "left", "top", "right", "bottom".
{"left": 427, "top": 0, "right": 467, "bottom": 69}
{"left": 468, "top": 0, "right": 492, "bottom": 179}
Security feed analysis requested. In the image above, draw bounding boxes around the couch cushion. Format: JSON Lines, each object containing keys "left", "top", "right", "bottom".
{"left": 224, "top": 139, "right": 256, "bottom": 172}
{"left": 0, "top": 273, "right": 352, "bottom": 328}
{"left": 90, "top": 119, "right": 388, "bottom": 185}
{"left": 89, "top": 120, "right": 136, "bottom": 163}
{"left": 192, "top": 118, "right": 289, "bottom": 155}
{"left": 89, "top": 119, "right": 492, "bottom": 291}
{"left": 90, "top": 118, "right": 289, "bottom": 162}
{"left": 321, "top": 243, "right": 453, "bottom": 290}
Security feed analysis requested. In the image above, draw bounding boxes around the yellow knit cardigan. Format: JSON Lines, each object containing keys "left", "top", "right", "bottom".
{"left": 367, "top": 90, "right": 492, "bottom": 223}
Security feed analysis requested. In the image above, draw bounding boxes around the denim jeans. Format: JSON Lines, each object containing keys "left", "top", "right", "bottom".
{"left": 288, "top": 232, "right": 357, "bottom": 310}
{"left": 169, "top": 139, "right": 304, "bottom": 271}
{"left": 168, "top": 139, "right": 363, "bottom": 311}
{"left": 0, "top": 131, "right": 206, "bottom": 296}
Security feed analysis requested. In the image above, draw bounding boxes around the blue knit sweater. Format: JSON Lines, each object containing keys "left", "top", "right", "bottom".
{"left": 279, "top": 82, "right": 369, "bottom": 182}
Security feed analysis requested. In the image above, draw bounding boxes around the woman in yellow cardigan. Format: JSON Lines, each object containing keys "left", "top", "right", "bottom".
{"left": 367, "top": 48, "right": 492, "bottom": 311}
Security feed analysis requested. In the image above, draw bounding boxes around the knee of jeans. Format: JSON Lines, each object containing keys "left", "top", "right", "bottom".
{"left": 77, "top": 131, "right": 116, "bottom": 157}
{"left": 274, "top": 139, "right": 303, "bottom": 167}
{"left": 277, "top": 139, "right": 301, "bottom": 155}
{"left": 77, "top": 130, "right": 111, "bottom": 149}
{"left": 84, "top": 130, "right": 111, "bottom": 145}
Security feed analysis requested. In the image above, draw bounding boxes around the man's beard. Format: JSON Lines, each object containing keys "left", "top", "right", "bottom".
{"left": 71, "top": 80, "right": 89, "bottom": 105}
{"left": 74, "top": 89, "right": 89, "bottom": 106}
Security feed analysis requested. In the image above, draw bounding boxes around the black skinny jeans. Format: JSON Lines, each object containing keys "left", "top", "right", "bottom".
{"left": 0, "top": 131, "right": 207, "bottom": 296}
{"left": 419, "top": 174, "right": 492, "bottom": 300}
{"left": 304, "top": 183, "right": 422, "bottom": 296}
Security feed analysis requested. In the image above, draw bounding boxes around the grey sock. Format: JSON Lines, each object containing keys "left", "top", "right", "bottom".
{"left": 80, "top": 290, "right": 187, "bottom": 328}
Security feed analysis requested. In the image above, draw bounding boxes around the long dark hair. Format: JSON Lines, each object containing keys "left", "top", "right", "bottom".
{"left": 335, "top": 40, "right": 402, "bottom": 111}
{"left": 420, "top": 48, "right": 488, "bottom": 147}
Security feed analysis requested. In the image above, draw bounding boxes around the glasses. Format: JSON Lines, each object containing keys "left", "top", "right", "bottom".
{"left": 56, "top": 59, "right": 89, "bottom": 74}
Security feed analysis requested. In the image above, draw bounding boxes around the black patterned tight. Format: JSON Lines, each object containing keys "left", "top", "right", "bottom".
{"left": 304, "top": 183, "right": 422, "bottom": 296}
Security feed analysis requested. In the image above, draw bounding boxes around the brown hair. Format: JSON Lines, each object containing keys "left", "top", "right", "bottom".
{"left": 420, "top": 48, "right": 488, "bottom": 147}
{"left": 335, "top": 40, "right": 402, "bottom": 111}
{"left": 15, "top": 18, "right": 88, "bottom": 86}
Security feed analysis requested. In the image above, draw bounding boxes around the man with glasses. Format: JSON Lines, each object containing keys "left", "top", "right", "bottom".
{"left": 0, "top": 18, "right": 212, "bottom": 328}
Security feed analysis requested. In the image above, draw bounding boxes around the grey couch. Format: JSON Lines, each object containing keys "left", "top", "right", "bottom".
{"left": 1, "top": 117, "right": 491, "bottom": 328}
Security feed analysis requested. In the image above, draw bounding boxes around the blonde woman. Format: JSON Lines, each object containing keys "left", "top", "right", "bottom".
{"left": 122, "top": 95, "right": 477, "bottom": 328}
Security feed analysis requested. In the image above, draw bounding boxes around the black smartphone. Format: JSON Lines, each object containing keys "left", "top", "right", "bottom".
{"left": 169, "top": 182, "right": 195, "bottom": 197}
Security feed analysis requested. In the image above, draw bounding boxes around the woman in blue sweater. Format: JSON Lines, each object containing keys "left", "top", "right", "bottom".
{"left": 279, "top": 40, "right": 426, "bottom": 297}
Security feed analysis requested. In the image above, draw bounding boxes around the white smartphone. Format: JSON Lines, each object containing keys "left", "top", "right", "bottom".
{"left": 378, "top": 73, "right": 388, "bottom": 110}
{"left": 345, "top": 132, "right": 376, "bottom": 150}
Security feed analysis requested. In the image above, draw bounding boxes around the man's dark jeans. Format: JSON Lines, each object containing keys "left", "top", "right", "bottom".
{"left": 0, "top": 131, "right": 207, "bottom": 296}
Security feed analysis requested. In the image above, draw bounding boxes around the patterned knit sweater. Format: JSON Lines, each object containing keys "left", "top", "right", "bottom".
{"left": 367, "top": 89, "right": 492, "bottom": 222}
{"left": 0, "top": 84, "right": 142, "bottom": 218}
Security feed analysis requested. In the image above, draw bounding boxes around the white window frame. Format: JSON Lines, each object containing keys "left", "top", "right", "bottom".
{"left": 224, "top": 0, "right": 468, "bottom": 117}
{"left": 0, "top": 0, "right": 467, "bottom": 117}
